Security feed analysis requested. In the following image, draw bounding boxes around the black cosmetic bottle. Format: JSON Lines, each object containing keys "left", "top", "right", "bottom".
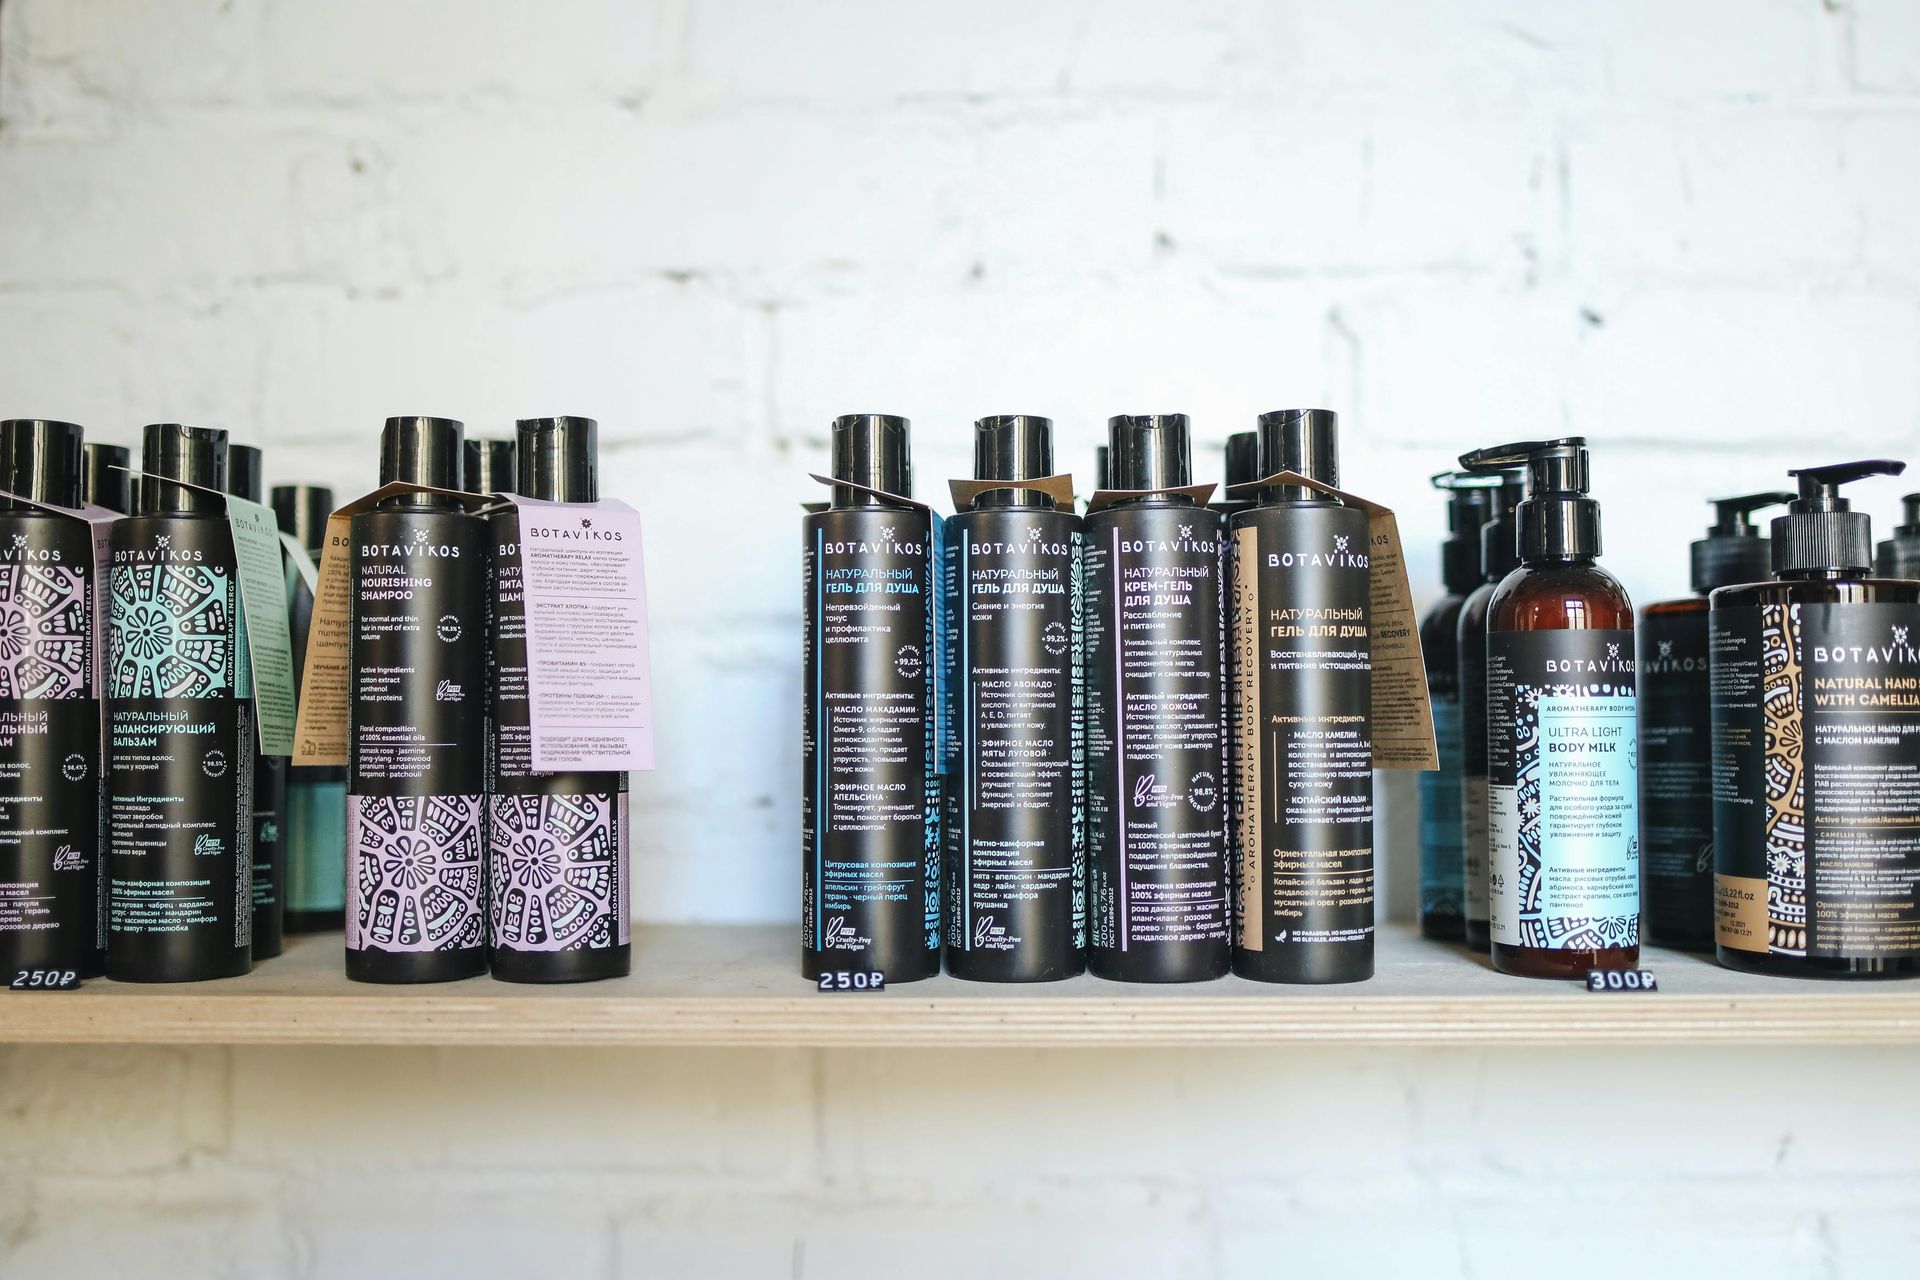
{"left": 1638, "top": 492, "right": 1792, "bottom": 952}
{"left": 802, "top": 414, "right": 940, "bottom": 983}
{"left": 1419, "top": 471, "right": 1502, "bottom": 942}
{"left": 0, "top": 420, "right": 104, "bottom": 979}
{"left": 82, "top": 442, "right": 132, "bottom": 513}
{"left": 1877, "top": 494, "right": 1920, "bottom": 579}
{"left": 1085, "top": 415, "right": 1229, "bottom": 983}
{"left": 944, "top": 414, "right": 1085, "bottom": 982}
{"left": 466, "top": 438, "right": 518, "bottom": 496}
{"left": 487, "top": 417, "right": 631, "bottom": 983}
{"left": 346, "top": 417, "right": 488, "bottom": 983}
{"left": 107, "top": 424, "right": 253, "bottom": 982}
{"left": 226, "top": 444, "right": 286, "bottom": 960}
{"left": 1713, "top": 460, "right": 1920, "bottom": 979}
{"left": 273, "top": 483, "right": 345, "bottom": 933}
{"left": 1229, "top": 409, "right": 1373, "bottom": 984}
{"left": 1457, "top": 466, "right": 1525, "bottom": 952}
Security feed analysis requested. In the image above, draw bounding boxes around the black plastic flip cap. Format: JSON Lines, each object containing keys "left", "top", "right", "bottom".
{"left": 1257, "top": 409, "right": 1339, "bottom": 495}
{"left": 465, "top": 438, "right": 518, "bottom": 496}
{"left": 225, "top": 443, "right": 264, "bottom": 503}
{"left": 1108, "top": 415, "right": 1191, "bottom": 494}
{"left": 1432, "top": 471, "right": 1503, "bottom": 594}
{"left": 516, "top": 417, "right": 598, "bottom": 503}
{"left": 271, "top": 484, "right": 334, "bottom": 553}
{"left": 82, "top": 442, "right": 132, "bottom": 513}
{"left": 972, "top": 415, "right": 1054, "bottom": 507}
{"left": 1772, "top": 459, "right": 1906, "bottom": 577}
{"left": 1093, "top": 445, "right": 1111, "bottom": 491}
{"left": 1224, "top": 432, "right": 1259, "bottom": 490}
{"left": 379, "top": 416, "right": 464, "bottom": 492}
{"left": 0, "top": 419, "right": 85, "bottom": 510}
{"left": 829, "top": 413, "right": 910, "bottom": 507}
{"left": 1459, "top": 438, "right": 1599, "bottom": 561}
{"left": 141, "top": 423, "right": 227, "bottom": 516}
{"left": 1692, "top": 491, "right": 1793, "bottom": 594}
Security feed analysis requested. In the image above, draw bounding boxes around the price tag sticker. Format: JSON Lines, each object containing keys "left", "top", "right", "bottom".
{"left": 815, "top": 970, "right": 887, "bottom": 993}
{"left": 1585, "top": 968, "right": 1658, "bottom": 993}
{"left": 10, "top": 968, "right": 83, "bottom": 991}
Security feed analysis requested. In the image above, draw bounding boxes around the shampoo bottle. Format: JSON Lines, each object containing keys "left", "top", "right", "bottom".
{"left": 1084, "top": 415, "right": 1229, "bottom": 983}
{"left": 1462, "top": 438, "right": 1638, "bottom": 980}
{"left": 346, "top": 416, "right": 487, "bottom": 983}
{"left": 273, "top": 484, "right": 345, "bottom": 932}
{"left": 107, "top": 424, "right": 253, "bottom": 982}
{"left": 82, "top": 442, "right": 132, "bottom": 514}
{"left": 487, "top": 417, "right": 631, "bottom": 982}
{"left": 1230, "top": 409, "right": 1373, "bottom": 984}
{"left": 1876, "top": 494, "right": 1920, "bottom": 579}
{"left": 1712, "top": 460, "right": 1920, "bottom": 979}
{"left": 226, "top": 443, "right": 286, "bottom": 960}
{"left": 944, "top": 414, "right": 1084, "bottom": 982}
{"left": 1638, "top": 492, "right": 1791, "bottom": 952}
{"left": 1419, "top": 471, "right": 1502, "bottom": 941}
{"left": 1457, "top": 467, "right": 1526, "bottom": 952}
{"left": 0, "top": 420, "right": 103, "bottom": 980}
{"left": 802, "top": 414, "right": 941, "bottom": 983}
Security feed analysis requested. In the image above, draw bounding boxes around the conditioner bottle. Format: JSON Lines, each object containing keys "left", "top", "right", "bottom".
{"left": 227, "top": 443, "right": 286, "bottom": 960}
{"left": 1457, "top": 466, "right": 1525, "bottom": 952}
{"left": 1712, "top": 460, "right": 1920, "bottom": 979}
{"left": 273, "top": 484, "right": 344, "bottom": 932}
{"left": 1085, "top": 415, "right": 1229, "bottom": 983}
{"left": 1230, "top": 409, "right": 1373, "bottom": 984}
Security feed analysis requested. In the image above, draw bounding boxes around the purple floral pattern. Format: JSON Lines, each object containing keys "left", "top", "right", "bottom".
{"left": 488, "top": 792, "right": 625, "bottom": 952}
{"left": 0, "top": 563, "right": 89, "bottom": 699}
{"left": 347, "top": 793, "right": 485, "bottom": 952}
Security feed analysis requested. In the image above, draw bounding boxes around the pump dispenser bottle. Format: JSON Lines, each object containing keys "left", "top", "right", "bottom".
{"left": 1712, "top": 460, "right": 1920, "bottom": 979}
{"left": 1457, "top": 466, "right": 1525, "bottom": 952}
{"left": 273, "top": 483, "right": 344, "bottom": 933}
{"left": 1230, "top": 409, "right": 1373, "bottom": 984}
{"left": 1638, "top": 492, "right": 1792, "bottom": 951}
{"left": 1877, "top": 494, "right": 1920, "bottom": 579}
{"left": 82, "top": 442, "right": 131, "bottom": 514}
{"left": 0, "top": 420, "right": 104, "bottom": 980}
{"left": 346, "top": 417, "right": 487, "bottom": 983}
{"left": 1420, "top": 472, "right": 1503, "bottom": 941}
{"left": 1084, "top": 415, "right": 1229, "bottom": 983}
{"left": 802, "top": 415, "right": 940, "bottom": 983}
{"left": 465, "top": 438, "right": 518, "bottom": 497}
{"left": 107, "top": 424, "right": 253, "bottom": 982}
{"left": 225, "top": 444, "right": 286, "bottom": 961}
{"left": 1460, "top": 438, "right": 1637, "bottom": 980}
{"left": 944, "top": 415, "right": 1084, "bottom": 982}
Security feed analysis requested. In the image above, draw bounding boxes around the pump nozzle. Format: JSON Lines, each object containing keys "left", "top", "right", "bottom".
{"left": 1773, "top": 459, "right": 1906, "bottom": 577}
{"left": 1787, "top": 459, "right": 1906, "bottom": 510}
{"left": 1457, "top": 438, "right": 1598, "bottom": 562}
{"left": 1693, "top": 491, "right": 1793, "bottom": 594}
{"left": 1710, "top": 491, "right": 1797, "bottom": 534}
{"left": 1432, "top": 470, "right": 1505, "bottom": 594}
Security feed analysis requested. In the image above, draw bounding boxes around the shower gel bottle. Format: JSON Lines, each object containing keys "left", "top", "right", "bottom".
{"left": 107, "top": 424, "right": 253, "bottom": 982}
{"left": 802, "top": 414, "right": 940, "bottom": 984}
{"left": 944, "top": 415, "right": 1085, "bottom": 982}
{"left": 274, "top": 484, "right": 344, "bottom": 933}
{"left": 1457, "top": 467, "right": 1525, "bottom": 953}
{"left": 346, "top": 417, "right": 488, "bottom": 983}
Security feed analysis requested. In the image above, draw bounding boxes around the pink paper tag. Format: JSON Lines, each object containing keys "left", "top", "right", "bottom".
{"left": 507, "top": 496, "right": 656, "bottom": 772}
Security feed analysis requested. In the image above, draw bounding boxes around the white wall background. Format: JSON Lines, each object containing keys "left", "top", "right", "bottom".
{"left": 4, "top": 2, "right": 1920, "bottom": 1276}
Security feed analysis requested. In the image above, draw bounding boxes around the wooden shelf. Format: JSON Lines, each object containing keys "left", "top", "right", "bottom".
{"left": 5, "top": 924, "right": 1919, "bottom": 1047}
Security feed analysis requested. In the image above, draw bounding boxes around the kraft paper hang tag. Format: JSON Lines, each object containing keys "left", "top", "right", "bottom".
{"left": 1083, "top": 483, "right": 1216, "bottom": 513}
{"left": 947, "top": 473, "right": 1076, "bottom": 510}
{"left": 502, "top": 495, "right": 656, "bottom": 773}
{"left": 292, "top": 481, "right": 494, "bottom": 767}
{"left": 0, "top": 489, "right": 119, "bottom": 698}
{"left": 224, "top": 495, "right": 298, "bottom": 757}
{"left": 1233, "top": 469, "right": 1437, "bottom": 770}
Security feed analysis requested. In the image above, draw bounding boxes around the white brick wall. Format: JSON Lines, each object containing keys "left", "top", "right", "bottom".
{"left": 5, "top": 2, "right": 1920, "bottom": 1274}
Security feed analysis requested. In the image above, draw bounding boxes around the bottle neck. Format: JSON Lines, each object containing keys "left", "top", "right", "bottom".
{"left": 1778, "top": 566, "right": 1861, "bottom": 582}
{"left": 974, "top": 488, "right": 1054, "bottom": 511}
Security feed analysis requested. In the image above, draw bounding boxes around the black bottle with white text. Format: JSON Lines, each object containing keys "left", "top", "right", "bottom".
{"left": 107, "top": 424, "right": 253, "bottom": 982}
{"left": 1085, "top": 415, "right": 1229, "bottom": 983}
{"left": 227, "top": 443, "right": 286, "bottom": 960}
{"left": 346, "top": 417, "right": 487, "bottom": 983}
{"left": 802, "top": 414, "right": 940, "bottom": 984}
{"left": 274, "top": 483, "right": 345, "bottom": 933}
{"left": 0, "top": 420, "right": 104, "bottom": 980}
{"left": 1230, "top": 409, "right": 1373, "bottom": 984}
{"left": 944, "top": 415, "right": 1084, "bottom": 982}
{"left": 1457, "top": 466, "right": 1525, "bottom": 953}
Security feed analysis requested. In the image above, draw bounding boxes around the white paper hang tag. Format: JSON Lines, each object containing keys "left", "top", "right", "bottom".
{"left": 278, "top": 531, "right": 320, "bottom": 597}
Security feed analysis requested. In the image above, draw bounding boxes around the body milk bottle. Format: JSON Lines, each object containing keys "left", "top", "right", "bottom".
{"left": 1712, "top": 460, "right": 1920, "bottom": 979}
{"left": 487, "top": 417, "right": 631, "bottom": 983}
{"left": 274, "top": 484, "right": 344, "bottom": 933}
{"left": 227, "top": 443, "right": 285, "bottom": 960}
{"left": 801, "top": 414, "right": 940, "bottom": 984}
{"left": 1230, "top": 409, "right": 1373, "bottom": 985}
{"left": 944, "top": 415, "right": 1084, "bottom": 982}
{"left": 107, "top": 424, "right": 253, "bottom": 982}
{"left": 0, "top": 420, "right": 104, "bottom": 979}
{"left": 1462, "top": 438, "right": 1638, "bottom": 980}
{"left": 1084, "top": 415, "right": 1229, "bottom": 983}
{"left": 1457, "top": 467, "right": 1525, "bottom": 952}
{"left": 346, "top": 417, "right": 487, "bottom": 983}
{"left": 1638, "top": 492, "right": 1791, "bottom": 952}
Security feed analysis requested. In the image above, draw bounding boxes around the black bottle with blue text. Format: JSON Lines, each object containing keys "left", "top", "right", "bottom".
{"left": 107, "top": 424, "right": 253, "bottom": 982}
{"left": 226, "top": 443, "right": 286, "bottom": 960}
{"left": 944, "top": 415, "right": 1085, "bottom": 982}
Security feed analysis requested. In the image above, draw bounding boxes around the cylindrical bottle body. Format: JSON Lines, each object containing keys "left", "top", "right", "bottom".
{"left": 0, "top": 511, "right": 104, "bottom": 978}
{"left": 801, "top": 506, "right": 940, "bottom": 983}
{"left": 942, "top": 506, "right": 1085, "bottom": 982}
{"left": 1637, "top": 598, "right": 1714, "bottom": 951}
{"left": 283, "top": 554, "right": 345, "bottom": 931}
{"left": 1230, "top": 501, "right": 1374, "bottom": 984}
{"left": 1419, "top": 593, "right": 1466, "bottom": 941}
{"left": 250, "top": 752, "right": 286, "bottom": 958}
{"left": 106, "top": 513, "right": 253, "bottom": 982}
{"left": 1456, "top": 582, "right": 1497, "bottom": 952}
{"left": 346, "top": 507, "right": 488, "bottom": 983}
{"left": 487, "top": 507, "right": 630, "bottom": 983}
{"left": 1712, "top": 578, "right": 1920, "bottom": 979}
{"left": 1084, "top": 503, "right": 1230, "bottom": 983}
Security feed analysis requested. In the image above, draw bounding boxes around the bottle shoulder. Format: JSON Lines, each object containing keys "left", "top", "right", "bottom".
{"left": 1488, "top": 560, "right": 1634, "bottom": 631}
